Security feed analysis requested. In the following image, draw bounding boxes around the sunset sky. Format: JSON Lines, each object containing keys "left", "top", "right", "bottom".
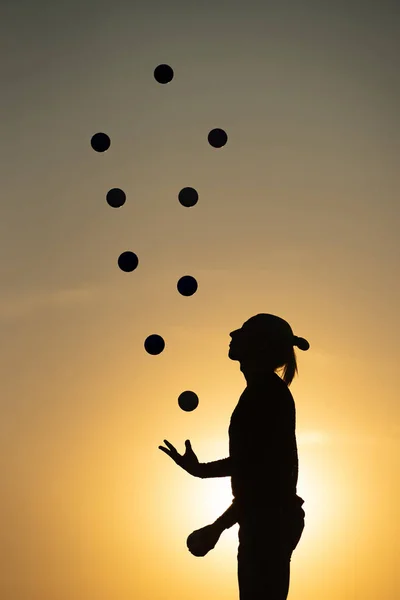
{"left": 1, "top": 1, "right": 399, "bottom": 598}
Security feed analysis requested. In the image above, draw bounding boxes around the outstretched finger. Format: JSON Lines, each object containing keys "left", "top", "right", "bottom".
{"left": 163, "top": 440, "right": 177, "bottom": 453}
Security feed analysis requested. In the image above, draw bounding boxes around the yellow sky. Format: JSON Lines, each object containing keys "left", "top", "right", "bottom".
{"left": 1, "top": 1, "right": 399, "bottom": 599}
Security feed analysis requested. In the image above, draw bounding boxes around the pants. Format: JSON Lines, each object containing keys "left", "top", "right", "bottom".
{"left": 237, "top": 504, "right": 305, "bottom": 600}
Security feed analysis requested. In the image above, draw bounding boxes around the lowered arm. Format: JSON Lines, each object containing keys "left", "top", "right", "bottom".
{"left": 212, "top": 500, "right": 239, "bottom": 530}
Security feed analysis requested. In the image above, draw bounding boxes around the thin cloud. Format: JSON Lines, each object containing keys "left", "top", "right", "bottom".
{"left": 297, "top": 430, "right": 398, "bottom": 446}
{"left": 0, "top": 286, "right": 94, "bottom": 320}
{"left": 297, "top": 431, "right": 331, "bottom": 445}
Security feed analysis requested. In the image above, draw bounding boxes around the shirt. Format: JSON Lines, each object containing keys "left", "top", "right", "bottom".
{"left": 200, "top": 371, "right": 304, "bottom": 527}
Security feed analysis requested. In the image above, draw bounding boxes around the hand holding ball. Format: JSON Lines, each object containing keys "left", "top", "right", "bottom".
{"left": 186, "top": 524, "right": 222, "bottom": 557}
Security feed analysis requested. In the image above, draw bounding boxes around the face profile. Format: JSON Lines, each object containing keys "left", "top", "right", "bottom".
{"left": 229, "top": 318, "right": 274, "bottom": 369}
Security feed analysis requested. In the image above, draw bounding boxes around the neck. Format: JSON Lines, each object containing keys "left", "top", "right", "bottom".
{"left": 240, "top": 361, "right": 276, "bottom": 385}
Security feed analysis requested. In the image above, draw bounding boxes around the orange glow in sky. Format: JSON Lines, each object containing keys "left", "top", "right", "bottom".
{"left": 2, "top": 2, "right": 400, "bottom": 599}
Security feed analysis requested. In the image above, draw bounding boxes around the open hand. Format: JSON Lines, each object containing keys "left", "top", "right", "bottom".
{"left": 158, "top": 439, "right": 202, "bottom": 478}
{"left": 186, "top": 524, "right": 222, "bottom": 557}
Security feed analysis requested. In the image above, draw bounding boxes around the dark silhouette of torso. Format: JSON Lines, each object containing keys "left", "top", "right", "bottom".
{"left": 229, "top": 372, "right": 301, "bottom": 516}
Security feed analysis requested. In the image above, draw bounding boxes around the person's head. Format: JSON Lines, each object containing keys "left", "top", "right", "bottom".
{"left": 228, "top": 313, "right": 310, "bottom": 386}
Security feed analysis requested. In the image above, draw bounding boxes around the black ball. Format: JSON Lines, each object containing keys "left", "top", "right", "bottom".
{"left": 177, "top": 276, "right": 198, "bottom": 297}
{"left": 178, "top": 391, "right": 199, "bottom": 412}
{"left": 178, "top": 187, "right": 199, "bottom": 208}
{"left": 91, "top": 132, "right": 111, "bottom": 152}
{"left": 106, "top": 188, "right": 126, "bottom": 208}
{"left": 154, "top": 64, "right": 174, "bottom": 84}
{"left": 117, "top": 251, "right": 138, "bottom": 272}
{"left": 208, "top": 128, "right": 228, "bottom": 148}
{"left": 144, "top": 334, "right": 165, "bottom": 355}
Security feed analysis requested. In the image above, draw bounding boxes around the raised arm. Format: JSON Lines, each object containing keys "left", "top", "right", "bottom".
{"left": 198, "top": 457, "right": 232, "bottom": 478}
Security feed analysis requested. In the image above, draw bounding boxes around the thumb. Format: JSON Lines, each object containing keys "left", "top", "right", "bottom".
{"left": 185, "top": 439, "right": 191, "bottom": 447}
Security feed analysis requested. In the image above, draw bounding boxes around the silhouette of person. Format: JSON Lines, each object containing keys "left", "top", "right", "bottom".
{"left": 159, "top": 313, "right": 310, "bottom": 599}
